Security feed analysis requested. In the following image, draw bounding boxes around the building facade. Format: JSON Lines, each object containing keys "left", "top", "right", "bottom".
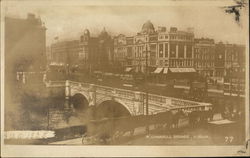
{"left": 50, "top": 40, "right": 81, "bottom": 67}
{"left": 5, "top": 13, "right": 47, "bottom": 72}
{"left": 214, "top": 43, "right": 245, "bottom": 83}
{"left": 194, "top": 38, "right": 215, "bottom": 78}
{"left": 98, "top": 28, "right": 114, "bottom": 71}
{"left": 50, "top": 28, "right": 113, "bottom": 72}
{"left": 219, "top": 43, "right": 246, "bottom": 97}
{"left": 114, "top": 21, "right": 195, "bottom": 74}
{"left": 4, "top": 13, "right": 47, "bottom": 110}
{"left": 49, "top": 21, "right": 246, "bottom": 92}
{"left": 79, "top": 29, "right": 99, "bottom": 71}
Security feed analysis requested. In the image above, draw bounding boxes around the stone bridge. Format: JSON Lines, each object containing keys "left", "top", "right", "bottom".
{"left": 45, "top": 80, "right": 212, "bottom": 116}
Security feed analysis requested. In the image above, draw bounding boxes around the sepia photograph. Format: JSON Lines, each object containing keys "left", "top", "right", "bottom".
{"left": 1, "top": 0, "right": 249, "bottom": 157}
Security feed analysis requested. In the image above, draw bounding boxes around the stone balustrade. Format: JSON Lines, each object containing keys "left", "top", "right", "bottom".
{"left": 47, "top": 80, "right": 212, "bottom": 115}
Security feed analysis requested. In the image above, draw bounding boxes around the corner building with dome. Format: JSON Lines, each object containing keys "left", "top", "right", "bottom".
{"left": 114, "top": 20, "right": 196, "bottom": 75}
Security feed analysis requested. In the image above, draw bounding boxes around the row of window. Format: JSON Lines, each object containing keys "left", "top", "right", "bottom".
{"left": 194, "top": 62, "right": 214, "bottom": 67}
{"left": 159, "top": 43, "right": 193, "bottom": 58}
{"left": 224, "top": 84, "right": 245, "bottom": 91}
{"left": 224, "top": 78, "right": 245, "bottom": 83}
{"left": 119, "top": 33, "right": 194, "bottom": 45}
{"left": 158, "top": 59, "right": 193, "bottom": 67}
{"left": 115, "top": 43, "right": 193, "bottom": 59}
{"left": 194, "top": 53, "right": 215, "bottom": 60}
{"left": 195, "top": 48, "right": 215, "bottom": 53}
{"left": 158, "top": 34, "right": 193, "bottom": 41}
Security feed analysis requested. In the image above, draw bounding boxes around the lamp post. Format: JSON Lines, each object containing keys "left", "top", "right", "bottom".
{"left": 144, "top": 44, "right": 149, "bottom": 134}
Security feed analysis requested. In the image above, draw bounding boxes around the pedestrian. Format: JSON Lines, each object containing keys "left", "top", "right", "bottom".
{"left": 208, "top": 107, "right": 214, "bottom": 121}
{"left": 222, "top": 106, "right": 231, "bottom": 119}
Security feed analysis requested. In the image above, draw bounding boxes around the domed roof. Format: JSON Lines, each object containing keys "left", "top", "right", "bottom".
{"left": 81, "top": 29, "right": 90, "bottom": 38}
{"left": 83, "top": 29, "right": 90, "bottom": 35}
{"left": 99, "top": 27, "right": 109, "bottom": 39}
{"left": 141, "top": 20, "right": 155, "bottom": 34}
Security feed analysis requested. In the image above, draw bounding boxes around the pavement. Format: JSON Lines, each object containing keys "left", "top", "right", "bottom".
{"left": 50, "top": 117, "right": 190, "bottom": 145}
{"left": 174, "top": 85, "right": 223, "bottom": 93}
{"left": 49, "top": 114, "right": 225, "bottom": 145}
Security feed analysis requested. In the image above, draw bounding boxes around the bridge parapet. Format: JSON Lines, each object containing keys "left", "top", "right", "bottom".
{"left": 48, "top": 80, "right": 213, "bottom": 115}
{"left": 91, "top": 84, "right": 136, "bottom": 100}
{"left": 134, "top": 91, "right": 143, "bottom": 102}
{"left": 171, "top": 98, "right": 201, "bottom": 108}
{"left": 115, "top": 89, "right": 137, "bottom": 100}
{"left": 148, "top": 93, "right": 166, "bottom": 104}
{"left": 95, "top": 85, "right": 114, "bottom": 95}
{"left": 46, "top": 80, "right": 65, "bottom": 87}
{"left": 69, "top": 81, "right": 90, "bottom": 89}
{"left": 147, "top": 93, "right": 212, "bottom": 110}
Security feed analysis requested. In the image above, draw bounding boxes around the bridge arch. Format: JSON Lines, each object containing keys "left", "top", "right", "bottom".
{"left": 71, "top": 93, "right": 89, "bottom": 112}
{"left": 94, "top": 98, "right": 132, "bottom": 119}
{"left": 70, "top": 89, "right": 90, "bottom": 102}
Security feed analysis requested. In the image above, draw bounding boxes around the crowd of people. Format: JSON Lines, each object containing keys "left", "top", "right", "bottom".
{"left": 222, "top": 106, "right": 243, "bottom": 122}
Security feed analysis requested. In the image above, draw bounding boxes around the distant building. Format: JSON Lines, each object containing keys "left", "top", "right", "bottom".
{"left": 50, "top": 28, "right": 113, "bottom": 72}
{"left": 194, "top": 38, "right": 215, "bottom": 78}
{"left": 5, "top": 13, "right": 47, "bottom": 73}
{"left": 114, "top": 20, "right": 195, "bottom": 74}
{"left": 214, "top": 43, "right": 245, "bottom": 83}
{"left": 214, "top": 43, "right": 246, "bottom": 97}
{"left": 79, "top": 29, "right": 99, "bottom": 71}
{"left": 46, "top": 46, "right": 52, "bottom": 65}
{"left": 50, "top": 40, "right": 80, "bottom": 67}
{"left": 98, "top": 28, "right": 114, "bottom": 71}
{"left": 4, "top": 13, "right": 47, "bottom": 107}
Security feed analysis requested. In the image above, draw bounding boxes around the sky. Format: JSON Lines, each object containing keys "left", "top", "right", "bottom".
{"left": 2, "top": 0, "right": 248, "bottom": 45}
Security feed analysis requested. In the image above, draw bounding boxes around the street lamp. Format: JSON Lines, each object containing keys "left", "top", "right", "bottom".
{"left": 144, "top": 44, "right": 150, "bottom": 134}
{"left": 66, "top": 64, "right": 70, "bottom": 79}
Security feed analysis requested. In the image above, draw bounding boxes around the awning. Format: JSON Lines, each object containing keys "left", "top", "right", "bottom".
{"left": 125, "top": 67, "right": 133, "bottom": 72}
{"left": 153, "top": 68, "right": 163, "bottom": 73}
{"left": 163, "top": 68, "right": 169, "bottom": 74}
{"left": 104, "top": 72, "right": 113, "bottom": 76}
{"left": 94, "top": 71, "right": 102, "bottom": 74}
{"left": 49, "top": 62, "right": 65, "bottom": 66}
{"left": 232, "top": 62, "right": 240, "bottom": 67}
{"left": 169, "top": 68, "right": 196, "bottom": 73}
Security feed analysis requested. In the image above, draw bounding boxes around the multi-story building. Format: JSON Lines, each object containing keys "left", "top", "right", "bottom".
{"left": 50, "top": 28, "right": 113, "bottom": 72}
{"left": 46, "top": 46, "right": 52, "bottom": 66}
{"left": 219, "top": 43, "right": 245, "bottom": 97}
{"left": 5, "top": 13, "right": 47, "bottom": 73}
{"left": 214, "top": 43, "right": 245, "bottom": 83}
{"left": 5, "top": 13, "right": 47, "bottom": 112}
{"left": 50, "top": 40, "right": 80, "bottom": 67}
{"left": 79, "top": 29, "right": 99, "bottom": 71}
{"left": 114, "top": 21, "right": 195, "bottom": 74}
{"left": 98, "top": 28, "right": 114, "bottom": 71}
{"left": 194, "top": 38, "right": 215, "bottom": 78}
{"left": 114, "top": 34, "right": 127, "bottom": 67}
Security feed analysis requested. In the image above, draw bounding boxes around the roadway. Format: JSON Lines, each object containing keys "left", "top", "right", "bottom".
{"left": 49, "top": 113, "right": 244, "bottom": 145}
{"left": 50, "top": 117, "right": 190, "bottom": 145}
